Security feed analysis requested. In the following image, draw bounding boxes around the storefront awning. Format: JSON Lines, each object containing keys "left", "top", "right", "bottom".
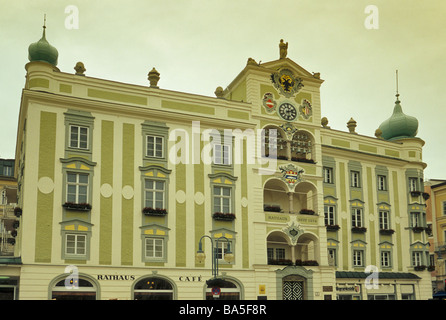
{"left": 0, "top": 257, "right": 22, "bottom": 265}
{"left": 336, "top": 271, "right": 420, "bottom": 280}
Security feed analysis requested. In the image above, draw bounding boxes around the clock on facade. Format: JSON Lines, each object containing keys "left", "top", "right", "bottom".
{"left": 278, "top": 103, "right": 297, "bottom": 121}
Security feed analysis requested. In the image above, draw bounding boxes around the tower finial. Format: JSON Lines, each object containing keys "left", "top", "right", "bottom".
{"left": 43, "top": 14, "right": 46, "bottom": 28}
{"left": 395, "top": 69, "right": 400, "bottom": 101}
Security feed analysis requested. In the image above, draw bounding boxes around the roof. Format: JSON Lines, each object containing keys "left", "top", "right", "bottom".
{"left": 336, "top": 271, "right": 421, "bottom": 280}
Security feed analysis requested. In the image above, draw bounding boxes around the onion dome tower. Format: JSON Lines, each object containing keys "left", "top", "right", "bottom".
{"left": 28, "top": 16, "right": 58, "bottom": 67}
{"left": 378, "top": 71, "right": 418, "bottom": 141}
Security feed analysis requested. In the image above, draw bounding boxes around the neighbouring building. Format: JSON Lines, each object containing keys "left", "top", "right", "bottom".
{"left": 4, "top": 24, "right": 433, "bottom": 300}
{"left": 0, "top": 158, "right": 19, "bottom": 299}
{"left": 425, "top": 179, "right": 446, "bottom": 299}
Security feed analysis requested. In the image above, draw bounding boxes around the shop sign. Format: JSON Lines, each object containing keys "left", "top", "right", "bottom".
{"left": 179, "top": 276, "right": 203, "bottom": 282}
{"left": 336, "top": 285, "right": 361, "bottom": 293}
{"left": 97, "top": 275, "right": 136, "bottom": 281}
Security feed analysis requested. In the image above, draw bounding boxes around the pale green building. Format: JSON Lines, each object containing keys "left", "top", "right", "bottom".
{"left": 0, "top": 27, "right": 432, "bottom": 300}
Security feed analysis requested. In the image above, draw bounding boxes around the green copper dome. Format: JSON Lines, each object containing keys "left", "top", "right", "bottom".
{"left": 378, "top": 96, "right": 418, "bottom": 141}
{"left": 28, "top": 26, "right": 58, "bottom": 66}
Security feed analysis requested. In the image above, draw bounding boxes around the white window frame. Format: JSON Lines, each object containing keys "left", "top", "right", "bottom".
{"left": 410, "top": 212, "right": 420, "bottom": 228}
{"left": 381, "top": 251, "right": 391, "bottom": 267}
{"left": 352, "top": 208, "right": 363, "bottom": 227}
{"left": 353, "top": 250, "right": 364, "bottom": 267}
{"left": 213, "top": 144, "right": 231, "bottom": 165}
{"left": 213, "top": 186, "right": 232, "bottom": 214}
{"left": 66, "top": 172, "right": 89, "bottom": 204}
{"left": 146, "top": 135, "right": 164, "bottom": 158}
{"left": 69, "top": 125, "right": 89, "bottom": 150}
{"left": 377, "top": 175, "right": 387, "bottom": 191}
{"left": 323, "top": 167, "right": 333, "bottom": 184}
{"left": 3, "top": 166, "right": 12, "bottom": 177}
{"left": 351, "top": 171, "right": 360, "bottom": 188}
{"left": 324, "top": 205, "right": 336, "bottom": 225}
{"left": 379, "top": 211, "right": 390, "bottom": 230}
{"left": 412, "top": 251, "right": 422, "bottom": 266}
{"left": 443, "top": 201, "right": 446, "bottom": 216}
{"left": 144, "top": 179, "right": 165, "bottom": 209}
{"left": 409, "top": 178, "right": 418, "bottom": 192}
{"left": 145, "top": 237, "right": 164, "bottom": 259}
{"left": 65, "top": 233, "right": 87, "bottom": 256}
{"left": 328, "top": 248, "right": 337, "bottom": 266}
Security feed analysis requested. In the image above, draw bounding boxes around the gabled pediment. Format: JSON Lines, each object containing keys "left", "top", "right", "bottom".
{"left": 260, "top": 58, "right": 316, "bottom": 79}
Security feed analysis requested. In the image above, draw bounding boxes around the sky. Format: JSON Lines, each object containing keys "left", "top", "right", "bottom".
{"left": 0, "top": 0, "right": 445, "bottom": 180}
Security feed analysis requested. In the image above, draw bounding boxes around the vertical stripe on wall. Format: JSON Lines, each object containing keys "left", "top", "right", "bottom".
{"left": 35, "top": 111, "right": 57, "bottom": 263}
{"left": 100, "top": 120, "right": 114, "bottom": 265}
{"left": 392, "top": 171, "right": 403, "bottom": 271}
{"left": 194, "top": 140, "right": 205, "bottom": 267}
{"left": 176, "top": 160, "right": 186, "bottom": 267}
{"left": 339, "top": 163, "right": 349, "bottom": 270}
{"left": 241, "top": 140, "right": 249, "bottom": 269}
{"left": 367, "top": 167, "right": 376, "bottom": 266}
{"left": 121, "top": 123, "right": 134, "bottom": 265}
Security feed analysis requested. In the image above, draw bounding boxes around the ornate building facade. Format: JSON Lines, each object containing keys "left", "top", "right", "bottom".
{"left": 2, "top": 27, "right": 433, "bottom": 300}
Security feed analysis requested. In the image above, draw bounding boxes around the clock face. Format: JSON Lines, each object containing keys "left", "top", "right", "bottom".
{"left": 278, "top": 103, "right": 297, "bottom": 121}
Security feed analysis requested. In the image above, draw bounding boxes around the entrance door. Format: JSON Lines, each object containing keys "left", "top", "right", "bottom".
{"left": 283, "top": 280, "right": 304, "bottom": 300}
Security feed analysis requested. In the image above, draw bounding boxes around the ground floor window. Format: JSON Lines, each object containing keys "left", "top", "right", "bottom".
{"left": 206, "top": 279, "right": 240, "bottom": 300}
{"left": 51, "top": 278, "right": 97, "bottom": 300}
{"left": 133, "top": 277, "right": 174, "bottom": 300}
{"left": 368, "top": 294, "right": 396, "bottom": 300}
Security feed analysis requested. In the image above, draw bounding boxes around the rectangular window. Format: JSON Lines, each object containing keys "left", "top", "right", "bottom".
{"left": 328, "top": 248, "right": 337, "bottom": 266}
{"left": 379, "top": 211, "right": 390, "bottom": 230}
{"left": 146, "top": 135, "right": 164, "bottom": 158}
{"left": 323, "top": 167, "right": 333, "bottom": 184}
{"left": 377, "top": 175, "right": 387, "bottom": 191}
{"left": 65, "top": 234, "right": 86, "bottom": 256}
{"left": 215, "top": 241, "right": 230, "bottom": 261}
{"left": 145, "top": 237, "right": 164, "bottom": 259}
{"left": 353, "top": 250, "right": 363, "bottom": 267}
{"left": 412, "top": 251, "right": 422, "bottom": 266}
{"left": 275, "top": 248, "right": 285, "bottom": 260}
{"left": 2, "top": 166, "right": 12, "bottom": 177}
{"left": 351, "top": 171, "right": 360, "bottom": 188}
{"left": 214, "top": 144, "right": 231, "bottom": 165}
{"left": 409, "top": 178, "right": 418, "bottom": 192}
{"left": 66, "top": 173, "right": 89, "bottom": 203}
{"left": 381, "top": 251, "right": 391, "bottom": 267}
{"left": 69, "top": 125, "right": 89, "bottom": 149}
{"left": 443, "top": 201, "right": 446, "bottom": 216}
{"left": 144, "top": 180, "right": 165, "bottom": 209}
{"left": 214, "top": 186, "right": 231, "bottom": 213}
{"left": 324, "top": 205, "right": 336, "bottom": 225}
{"left": 352, "top": 208, "right": 363, "bottom": 227}
{"left": 410, "top": 212, "right": 420, "bottom": 227}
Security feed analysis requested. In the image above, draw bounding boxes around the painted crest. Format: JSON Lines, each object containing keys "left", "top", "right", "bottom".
{"left": 271, "top": 69, "right": 304, "bottom": 98}
{"left": 262, "top": 92, "right": 277, "bottom": 113}
{"left": 279, "top": 122, "right": 298, "bottom": 139}
{"left": 283, "top": 221, "right": 304, "bottom": 245}
{"left": 279, "top": 163, "right": 304, "bottom": 190}
{"left": 299, "top": 99, "right": 312, "bottom": 119}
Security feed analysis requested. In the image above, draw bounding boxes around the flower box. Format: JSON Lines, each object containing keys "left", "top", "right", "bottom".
{"left": 299, "top": 209, "right": 315, "bottom": 215}
{"left": 268, "top": 259, "right": 293, "bottom": 266}
{"left": 62, "top": 202, "right": 92, "bottom": 211}
{"left": 326, "top": 224, "right": 340, "bottom": 231}
{"left": 296, "top": 260, "right": 319, "bottom": 266}
{"left": 277, "top": 155, "right": 288, "bottom": 160}
{"left": 14, "top": 207, "right": 22, "bottom": 217}
{"left": 422, "top": 192, "right": 430, "bottom": 201}
{"left": 264, "top": 205, "right": 281, "bottom": 212}
{"left": 212, "top": 212, "right": 236, "bottom": 221}
{"left": 414, "top": 265, "right": 426, "bottom": 271}
{"left": 142, "top": 207, "right": 167, "bottom": 216}
{"left": 427, "top": 265, "right": 436, "bottom": 272}
{"left": 379, "top": 229, "right": 395, "bottom": 235}
{"left": 412, "top": 226, "right": 425, "bottom": 233}
{"left": 291, "top": 157, "right": 316, "bottom": 164}
{"left": 410, "top": 191, "right": 421, "bottom": 197}
{"left": 351, "top": 226, "right": 367, "bottom": 233}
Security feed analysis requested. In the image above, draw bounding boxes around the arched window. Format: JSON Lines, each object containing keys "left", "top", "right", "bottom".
{"left": 205, "top": 279, "right": 241, "bottom": 300}
{"left": 133, "top": 277, "right": 174, "bottom": 300}
{"left": 51, "top": 277, "right": 97, "bottom": 300}
{"left": 290, "top": 131, "right": 314, "bottom": 163}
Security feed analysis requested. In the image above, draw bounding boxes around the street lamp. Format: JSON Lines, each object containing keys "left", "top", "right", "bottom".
{"left": 196, "top": 235, "right": 234, "bottom": 281}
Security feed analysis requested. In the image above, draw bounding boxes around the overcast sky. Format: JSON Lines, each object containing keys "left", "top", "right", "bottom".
{"left": 0, "top": 0, "right": 445, "bottom": 180}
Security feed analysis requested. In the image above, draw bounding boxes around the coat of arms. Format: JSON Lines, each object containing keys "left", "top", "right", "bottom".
{"left": 271, "top": 68, "right": 304, "bottom": 98}
{"left": 279, "top": 164, "right": 304, "bottom": 190}
{"left": 262, "top": 92, "right": 277, "bottom": 113}
{"left": 299, "top": 99, "right": 312, "bottom": 119}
